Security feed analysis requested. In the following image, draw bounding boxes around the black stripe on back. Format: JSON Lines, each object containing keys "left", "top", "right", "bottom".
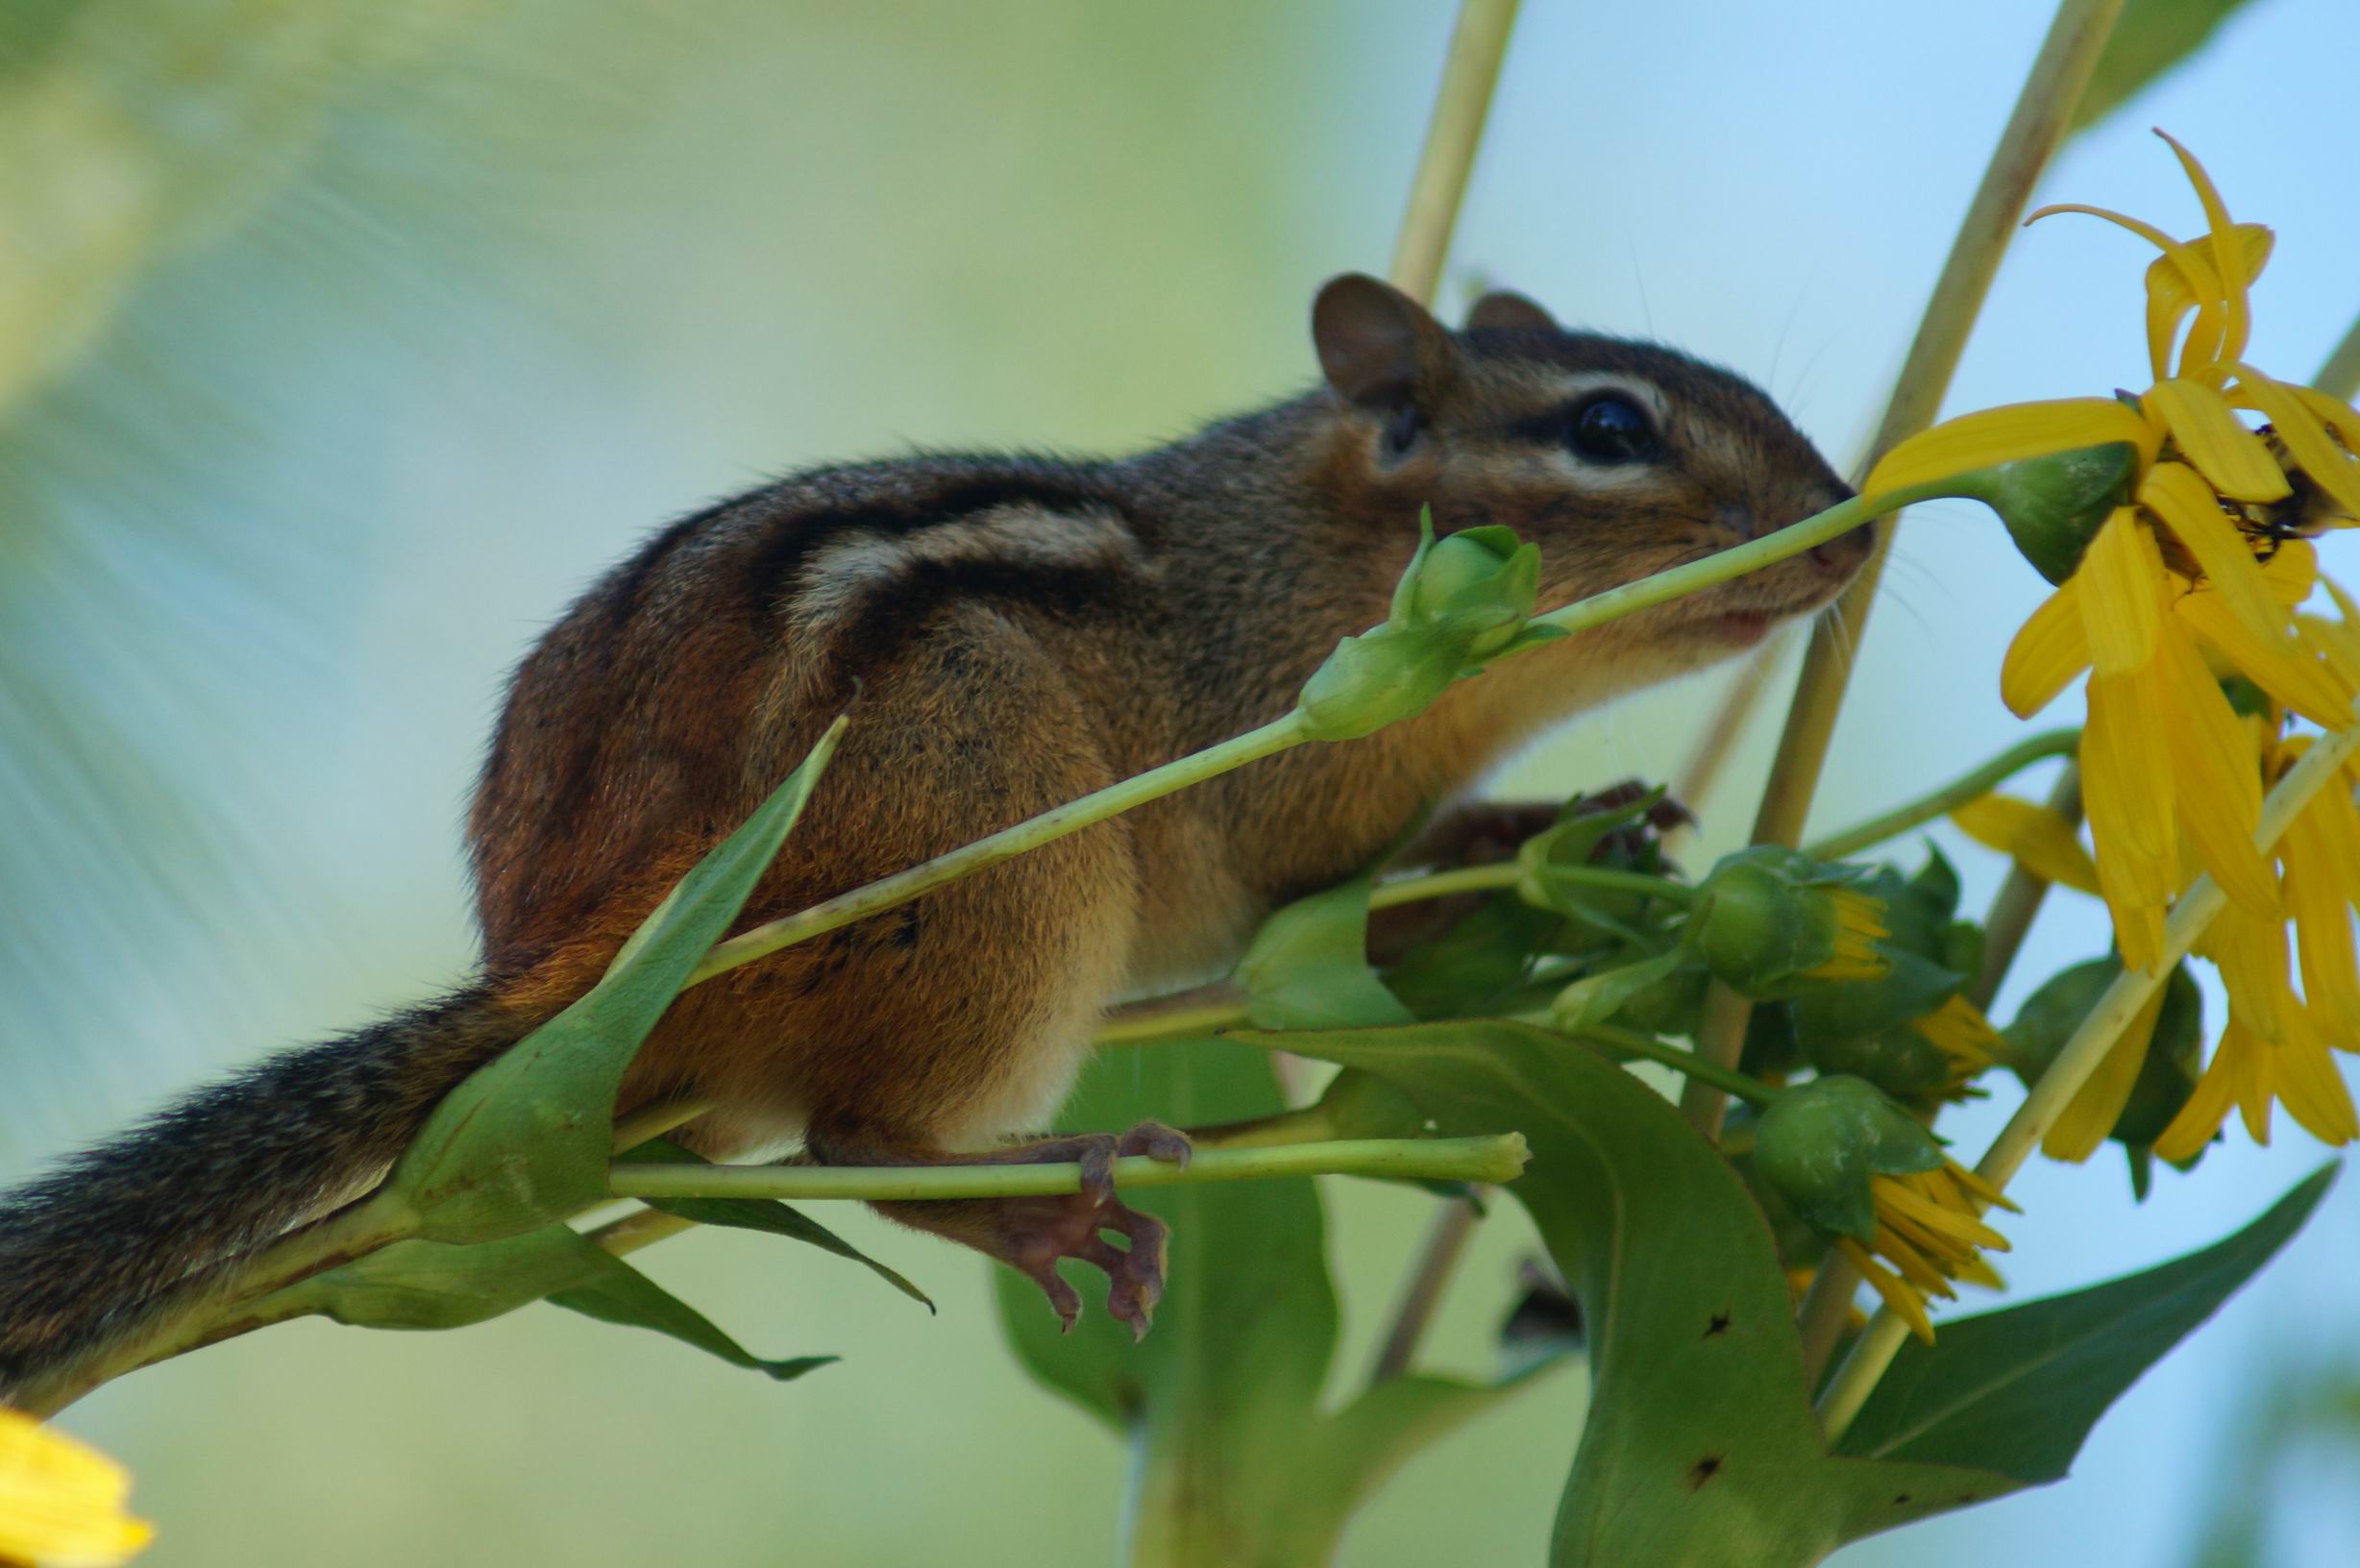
{"left": 739, "top": 468, "right": 1128, "bottom": 619}
{"left": 827, "top": 556, "right": 1129, "bottom": 678}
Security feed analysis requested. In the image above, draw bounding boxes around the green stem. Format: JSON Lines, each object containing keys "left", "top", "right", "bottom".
{"left": 1094, "top": 996, "right": 1255, "bottom": 1045}
{"left": 1802, "top": 727, "right": 2080, "bottom": 862}
{"left": 1573, "top": 1020, "right": 1775, "bottom": 1107}
{"left": 608, "top": 1135, "right": 1527, "bottom": 1203}
{"left": 690, "top": 712, "right": 1309, "bottom": 985}
{"left": 2316, "top": 308, "right": 2360, "bottom": 404}
{"left": 1367, "top": 861, "right": 1519, "bottom": 909}
{"left": 1537, "top": 865, "right": 1695, "bottom": 904}
{"left": 1818, "top": 721, "right": 2360, "bottom": 1442}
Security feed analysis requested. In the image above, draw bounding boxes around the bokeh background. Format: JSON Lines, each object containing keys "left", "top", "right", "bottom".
{"left": 5, "top": 1, "right": 2359, "bottom": 1562}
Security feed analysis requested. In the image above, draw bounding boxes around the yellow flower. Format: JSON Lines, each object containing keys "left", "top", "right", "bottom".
{"left": 1906, "top": 993, "right": 2005, "bottom": 1080}
{"left": 1834, "top": 1160, "right": 2015, "bottom": 1344}
{"left": 0, "top": 1409, "right": 152, "bottom": 1568}
{"left": 1868, "top": 132, "right": 2360, "bottom": 999}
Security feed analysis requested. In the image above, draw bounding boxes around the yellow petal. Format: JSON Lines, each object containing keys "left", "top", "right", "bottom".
{"left": 1949, "top": 794, "right": 2101, "bottom": 894}
{"left": 2001, "top": 577, "right": 2093, "bottom": 717}
{"left": 1863, "top": 399, "right": 2156, "bottom": 505}
{"left": 2262, "top": 538, "right": 2319, "bottom": 605}
{"left": 2176, "top": 589, "right": 2358, "bottom": 728}
{"left": 2079, "top": 508, "right": 2166, "bottom": 675}
{"left": 1837, "top": 1238, "right": 1934, "bottom": 1344}
{"left": 2082, "top": 665, "right": 2177, "bottom": 968}
{"left": 2043, "top": 983, "right": 2167, "bottom": 1164}
{"left": 2228, "top": 1018, "right": 2274, "bottom": 1142}
{"left": 2154, "top": 132, "right": 2252, "bottom": 366}
{"left": 2291, "top": 386, "right": 2360, "bottom": 473}
{"left": 2285, "top": 805, "right": 2360, "bottom": 1050}
{"left": 2272, "top": 1016, "right": 2359, "bottom": 1145}
{"left": 2234, "top": 368, "right": 2360, "bottom": 521}
{"left": 0, "top": 1410, "right": 154, "bottom": 1568}
{"left": 2141, "top": 224, "right": 2273, "bottom": 384}
{"left": 2145, "top": 384, "right": 2289, "bottom": 502}
{"left": 2140, "top": 460, "right": 2297, "bottom": 642}
{"left": 2153, "top": 1036, "right": 2238, "bottom": 1162}
{"left": 2159, "top": 625, "right": 2274, "bottom": 916}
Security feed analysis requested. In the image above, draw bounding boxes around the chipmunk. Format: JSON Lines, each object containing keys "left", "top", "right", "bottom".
{"left": 0, "top": 274, "right": 1867, "bottom": 1399}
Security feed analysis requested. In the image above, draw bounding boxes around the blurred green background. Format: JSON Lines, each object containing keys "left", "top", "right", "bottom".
{"left": 5, "top": 1, "right": 2358, "bottom": 1562}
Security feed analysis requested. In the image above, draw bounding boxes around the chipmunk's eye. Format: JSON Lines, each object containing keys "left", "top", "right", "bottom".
{"left": 1567, "top": 393, "right": 1658, "bottom": 464}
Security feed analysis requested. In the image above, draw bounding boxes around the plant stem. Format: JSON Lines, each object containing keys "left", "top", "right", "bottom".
{"left": 1367, "top": 861, "right": 1520, "bottom": 909}
{"left": 1094, "top": 993, "right": 1255, "bottom": 1045}
{"left": 1367, "top": 1199, "right": 1482, "bottom": 1384}
{"left": 691, "top": 713, "right": 1309, "bottom": 985}
{"left": 1802, "top": 728, "right": 2080, "bottom": 862}
{"left": 1681, "top": 0, "right": 2123, "bottom": 1142}
{"left": 1388, "top": 0, "right": 1523, "bottom": 306}
{"left": 1817, "top": 722, "right": 2360, "bottom": 1443}
{"left": 1969, "top": 762, "right": 2083, "bottom": 1009}
{"left": 1575, "top": 1021, "right": 1774, "bottom": 1106}
{"left": 608, "top": 1135, "right": 1528, "bottom": 1203}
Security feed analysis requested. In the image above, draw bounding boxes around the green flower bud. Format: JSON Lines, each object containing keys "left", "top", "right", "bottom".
{"left": 1952, "top": 441, "right": 2140, "bottom": 586}
{"left": 2006, "top": 957, "right": 2205, "bottom": 1196}
{"left": 1408, "top": 524, "right": 1542, "bottom": 658}
{"left": 1296, "top": 627, "right": 1462, "bottom": 740}
{"left": 1803, "top": 1022, "right": 1959, "bottom": 1100}
{"left": 1684, "top": 846, "right": 1888, "bottom": 1000}
{"left": 1753, "top": 1076, "right": 1944, "bottom": 1244}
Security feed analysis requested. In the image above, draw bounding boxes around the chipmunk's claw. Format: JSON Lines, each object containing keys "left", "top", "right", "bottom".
{"left": 996, "top": 1123, "right": 1189, "bottom": 1337}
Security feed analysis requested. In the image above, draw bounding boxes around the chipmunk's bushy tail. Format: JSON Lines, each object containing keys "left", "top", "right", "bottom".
{"left": 0, "top": 983, "right": 537, "bottom": 1406}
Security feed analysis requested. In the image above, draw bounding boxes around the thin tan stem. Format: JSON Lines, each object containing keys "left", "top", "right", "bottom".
{"left": 1368, "top": 1199, "right": 1481, "bottom": 1384}
{"left": 1681, "top": 0, "right": 2124, "bottom": 1140}
{"left": 1389, "top": 0, "right": 1523, "bottom": 306}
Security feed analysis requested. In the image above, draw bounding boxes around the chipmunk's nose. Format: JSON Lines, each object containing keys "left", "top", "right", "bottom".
{"left": 1805, "top": 482, "right": 1871, "bottom": 575}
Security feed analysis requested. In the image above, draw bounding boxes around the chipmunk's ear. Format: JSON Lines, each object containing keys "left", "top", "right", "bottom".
{"left": 1465, "top": 290, "right": 1557, "bottom": 333}
{"left": 1312, "top": 274, "right": 1457, "bottom": 427}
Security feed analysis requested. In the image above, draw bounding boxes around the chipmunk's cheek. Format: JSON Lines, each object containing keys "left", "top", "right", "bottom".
{"left": 1703, "top": 609, "right": 1773, "bottom": 648}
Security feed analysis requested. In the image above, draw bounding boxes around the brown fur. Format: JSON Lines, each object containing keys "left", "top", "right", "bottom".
{"left": 0, "top": 276, "right": 1866, "bottom": 1394}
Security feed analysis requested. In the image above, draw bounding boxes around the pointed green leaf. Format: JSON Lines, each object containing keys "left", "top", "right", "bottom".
{"left": 629, "top": 1139, "right": 933, "bottom": 1311}
{"left": 548, "top": 1255, "right": 835, "bottom": 1384}
{"left": 1836, "top": 1165, "right": 2334, "bottom": 1481}
{"left": 389, "top": 717, "right": 845, "bottom": 1243}
{"left": 1263, "top": 1020, "right": 2020, "bottom": 1567}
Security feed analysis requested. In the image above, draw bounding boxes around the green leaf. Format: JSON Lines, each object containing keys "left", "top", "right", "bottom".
{"left": 2071, "top": 0, "right": 2263, "bottom": 133}
{"left": 629, "top": 1139, "right": 933, "bottom": 1311}
{"left": 1836, "top": 1164, "right": 2334, "bottom": 1481}
{"left": 1264, "top": 1020, "right": 2018, "bottom": 1567}
{"left": 995, "top": 1034, "right": 1560, "bottom": 1567}
{"left": 387, "top": 717, "right": 845, "bottom": 1243}
{"left": 549, "top": 1256, "right": 836, "bottom": 1384}
{"left": 275, "top": 1224, "right": 834, "bottom": 1383}
{"left": 1233, "top": 865, "right": 1414, "bottom": 1030}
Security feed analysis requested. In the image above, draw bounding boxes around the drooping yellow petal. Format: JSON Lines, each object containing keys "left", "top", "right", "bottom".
{"left": 2160, "top": 623, "right": 2295, "bottom": 916}
{"left": 1862, "top": 399, "right": 2155, "bottom": 505}
{"left": 2000, "top": 576, "right": 2093, "bottom": 717}
{"left": 2034, "top": 202, "right": 2234, "bottom": 380}
{"left": 2176, "top": 589, "right": 2357, "bottom": 728}
{"left": 2228, "top": 1018, "right": 2274, "bottom": 1142}
{"left": 2082, "top": 664, "right": 2178, "bottom": 968}
{"left": 2283, "top": 802, "right": 2360, "bottom": 1052}
{"left": 2233, "top": 368, "right": 2360, "bottom": 520}
{"left": 2145, "top": 384, "right": 2289, "bottom": 501}
{"left": 2042, "top": 982, "right": 2167, "bottom": 1163}
{"left": 2271, "top": 1015, "right": 2359, "bottom": 1145}
{"left": 2079, "top": 508, "right": 2167, "bottom": 675}
{"left": 2290, "top": 386, "right": 2360, "bottom": 481}
{"left": 1836, "top": 1238, "right": 1935, "bottom": 1344}
{"left": 2152, "top": 1036, "right": 2238, "bottom": 1162}
{"left": 1949, "top": 794, "right": 2101, "bottom": 894}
